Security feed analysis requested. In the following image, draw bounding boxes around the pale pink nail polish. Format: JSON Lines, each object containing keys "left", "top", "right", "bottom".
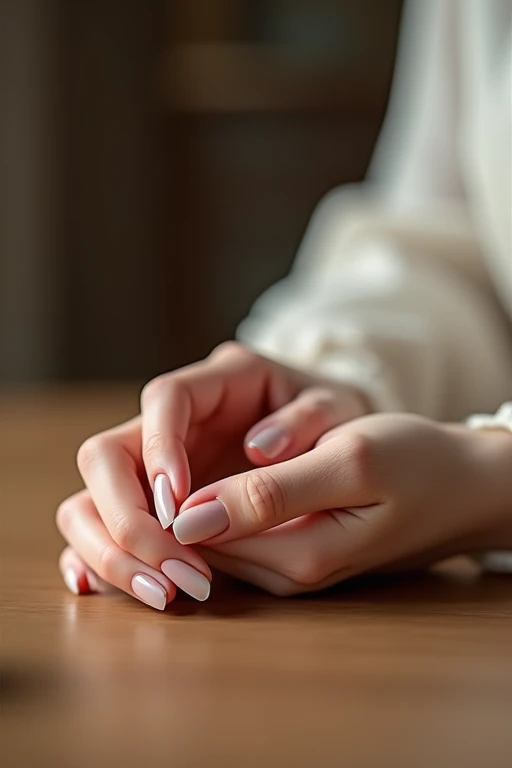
{"left": 247, "top": 425, "right": 290, "bottom": 458}
{"left": 154, "top": 473, "right": 176, "bottom": 529}
{"left": 172, "top": 499, "right": 229, "bottom": 545}
{"left": 63, "top": 567, "right": 79, "bottom": 595}
{"left": 131, "top": 574, "right": 167, "bottom": 610}
{"left": 161, "top": 560, "right": 211, "bottom": 601}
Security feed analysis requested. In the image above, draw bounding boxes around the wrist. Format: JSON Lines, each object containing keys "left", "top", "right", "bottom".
{"left": 456, "top": 425, "right": 512, "bottom": 551}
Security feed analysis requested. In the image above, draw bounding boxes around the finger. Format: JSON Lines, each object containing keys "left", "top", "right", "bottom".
{"left": 140, "top": 343, "right": 272, "bottom": 526}
{"left": 201, "top": 510, "right": 367, "bottom": 583}
{"left": 76, "top": 430, "right": 213, "bottom": 595}
{"left": 57, "top": 492, "right": 177, "bottom": 610}
{"left": 59, "top": 545, "right": 111, "bottom": 595}
{"left": 201, "top": 545, "right": 352, "bottom": 598}
{"left": 244, "top": 384, "right": 368, "bottom": 464}
{"left": 172, "top": 431, "right": 379, "bottom": 545}
{"left": 201, "top": 548, "right": 302, "bottom": 596}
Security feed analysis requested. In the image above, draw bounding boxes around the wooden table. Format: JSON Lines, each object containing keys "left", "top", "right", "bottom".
{"left": 2, "top": 387, "right": 512, "bottom": 768}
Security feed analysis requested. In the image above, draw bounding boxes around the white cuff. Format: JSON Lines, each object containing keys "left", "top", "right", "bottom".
{"left": 466, "top": 402, "right": 512, "bottom": 432}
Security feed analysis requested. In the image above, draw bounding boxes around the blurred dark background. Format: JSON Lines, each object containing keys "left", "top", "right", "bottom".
{"left": 1, "top": 0, "right": 403, "bottom": 385}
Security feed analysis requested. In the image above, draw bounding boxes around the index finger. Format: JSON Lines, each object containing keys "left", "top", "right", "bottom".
{"left": 76, "top": 419, "right": 212, "bottom": 580}
{"left": 140, "top": 343, "right": 272, "bottom": 526}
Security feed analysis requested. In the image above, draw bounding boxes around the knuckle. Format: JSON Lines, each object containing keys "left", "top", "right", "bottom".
{"left": 210, "top": 340, "right": 251, "bottom": 361}
{"left": 241, "top": 469, "right": 286, "bottom": 529}
{"left": 326, "top": 431, "right": 377, "bottom": 497}
{"left": 56, "top": 499, "right": 74, "bottom": 535}
{"left": 140, "top": 374, "right": 168, "bottom": 407}
{"left": 299, "top": 389, "right": 336, "bottom": 427}
{"left": 96, "top": 543, "right": 119, "bottom": 583}
{"left": 161, "top": 377, "right": 185, "bottom": 404}
{"left": 143, "top": 431, "right": 167, "bottom": 462}
{"left": 76, "top": 433, "right": 110, "bottom": 474}
{"left": 313, "top": 391, "right": 337, "bottom": 420}
{"left": 346, "top": 432, "right": 375, "bottom": 486}
{"left": 110, "top": 512, "right": 138, "bottom": 552}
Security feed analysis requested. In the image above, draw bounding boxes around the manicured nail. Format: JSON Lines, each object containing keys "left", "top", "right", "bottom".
{"left": 63, "top": 567, "right": 79, "bottom": 595}
{"left": 131, "top": 574, "right": 167, "bottom": 611}
{"left": 154, "top": 473, "right": 176, "bottom": 529}
{"left": 85, "top": 569, "right": 99, "bottom": 593}
{"left": 161, "top": 560, "right": 211, "bottom": 602}
{"left": 247, "top": 425, "right": 290, "bottom": 458}
{"left": 172, "top": 500, "right": 229, "bottom": 545}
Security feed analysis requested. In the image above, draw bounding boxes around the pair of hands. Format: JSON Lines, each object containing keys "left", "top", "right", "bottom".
{"left": 57, "top": 342, "right": 510, "bottom": 609}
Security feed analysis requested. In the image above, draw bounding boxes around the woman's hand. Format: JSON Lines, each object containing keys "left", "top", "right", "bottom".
{"left": 171, "top": 414, "right": 512, "bottom": 596}
{"left": 136, "top": 341, "right": 368, "bottom": 511}
{"left": 56, "top": 343, "right": 369, "bottom": 608}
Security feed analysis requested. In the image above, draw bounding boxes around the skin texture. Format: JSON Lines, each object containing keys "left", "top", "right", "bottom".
{"left": 56, "top": 343, "right": 512, "bottom": 606}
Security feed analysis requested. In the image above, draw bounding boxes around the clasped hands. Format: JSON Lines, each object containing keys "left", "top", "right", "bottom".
{"left": 58, "top": 343, "right": 512, "bottom": 608}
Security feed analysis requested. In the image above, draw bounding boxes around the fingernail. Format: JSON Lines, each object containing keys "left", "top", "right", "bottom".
{"left": 131, "top": 574, "right": 167, "bottom": 611}
{"left": 172, "top": 499, "right": 229, "bottom": 545}
{"left": 63, "top": 567, "right": 79, "bottom": 595}
{"left": 161, "top": 560, "right": 211, "bottom": 602}
{"left": 247, "top": 425, "right": 290, "bottom": 458}
{"left": 85, "top": 569, "right": 99, "bottom": 593}
{"left": 154, "top": 473, "right": 176, "bottom": 529}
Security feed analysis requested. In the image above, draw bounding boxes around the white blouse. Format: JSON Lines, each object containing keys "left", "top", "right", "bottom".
{"left": 237, "top": 0, "right": 512, "bottom": 568}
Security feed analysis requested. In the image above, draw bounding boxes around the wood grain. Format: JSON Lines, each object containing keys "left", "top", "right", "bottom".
{"left": 1, "top": 387, "right": 511, "bottom": 768}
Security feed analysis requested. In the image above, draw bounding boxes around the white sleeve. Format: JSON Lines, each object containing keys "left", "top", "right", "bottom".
{"left": 237, "top": 0, "right": 512, "bottom": 420}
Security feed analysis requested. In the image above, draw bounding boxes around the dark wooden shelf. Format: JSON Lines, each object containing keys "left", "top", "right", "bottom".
{"left": 160, "top": 43, "right": 387, "bottom": 114}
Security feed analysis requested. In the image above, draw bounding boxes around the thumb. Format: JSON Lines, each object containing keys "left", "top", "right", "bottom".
{"left": 172, "top": 435, "right": 374, "bottom": 545}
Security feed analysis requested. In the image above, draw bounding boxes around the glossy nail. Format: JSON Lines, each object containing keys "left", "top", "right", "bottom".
{"left": 161, "top": 559, "right": 211, "bottom": 602}
{"left": 247, "top": 425, "right": 290, "bottom": 458}
{"left": 172, "top": 499, "right": 229, "bottom": 545}
{"left": 63, "top": 567, "right": 79, "bottom": 595}
{"left": 154, "top": 473, "right": 176, "bottom": 529}
{"left": 131, "top": 574, "right": 167, "bottom": 611}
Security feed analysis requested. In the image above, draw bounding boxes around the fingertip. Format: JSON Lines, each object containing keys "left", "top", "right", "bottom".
{"left": 62, "top": 566, "right": 92, "bottom": 595}
{"left": 154, "top": 473, "right": 176, "bottom": 529}
{"left": 167, "top": 440, "right": 192, "bottom": 505}
{"left": 245, "top": 424, "right": 291, "bottom": 462}
{"left": 60, "top": 548, "right": 100, "bottom": 595}
{"left": 63, "top": 567, "right": 79, "bottom": 594}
